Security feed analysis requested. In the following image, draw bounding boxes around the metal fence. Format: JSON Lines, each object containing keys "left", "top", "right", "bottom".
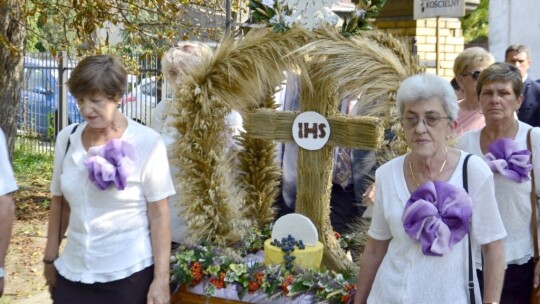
{"left": 17, "top": 52, "right": 161, "bottom": 155}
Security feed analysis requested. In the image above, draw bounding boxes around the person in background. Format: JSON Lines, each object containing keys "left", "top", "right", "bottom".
{"left": 0, "top": 128, "right": 17, "bottom": 297}
{"left": 151, "top": 41, "right": 243, "bottom": 246}
{"left": 43, "top": 55, "right": 175, "bottom": 304}
{"left": 274, "top": 72, "right": 375, "bottom": 235}
{"left": 457, "top": 62, "right": 540, "bottom": 303}
{"left": 505, "top": 44, "right": 540, "bottom": 127}
{"left": 354, "top": 74, "right": 505, "bottom": 304}
{"left": 450, "top": 77, "right": 464, "bottom": 101}
{"left": 453, "top": 47, "right": 495, "bottom": 135}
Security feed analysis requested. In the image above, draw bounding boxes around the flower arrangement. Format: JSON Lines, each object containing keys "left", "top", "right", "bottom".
{"left": 248, "top": 0, "right": 295, "bottom": 32}
{"left": 170, "top": 226, "right": 358, "bottom": 303}
{"left": 248, "top": 0, "right": 386, "bottom": 35}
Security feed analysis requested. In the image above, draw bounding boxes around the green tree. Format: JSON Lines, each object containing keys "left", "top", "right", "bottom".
{"left": 0, "top": 0, "right": 248, "bottom": 157}
{"left": 462, "top": 0, "right": 489, "bottom": 45}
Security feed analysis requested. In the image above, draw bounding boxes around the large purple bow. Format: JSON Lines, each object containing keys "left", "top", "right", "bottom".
{"left": 84, "top": 139, "right": 137, "bottom": 190}
{"left": 402, "top": 181, "right": 473, "bottom": 257}
{"left": 484, "top": 138, "right": 531, "bottom": 183}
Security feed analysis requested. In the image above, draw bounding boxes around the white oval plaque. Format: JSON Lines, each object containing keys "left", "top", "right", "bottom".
{"left": 292, "top": 111, "right": 330, "bottom": 150}
{"left": 271, "top": 213, "right": 319, "bottom": 246}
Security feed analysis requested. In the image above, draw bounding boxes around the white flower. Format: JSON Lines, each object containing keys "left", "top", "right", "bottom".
{"left": 262, "top": 0, "right": 275, "bottom": 7}
{"left": 355, "top": 9, "right": 366, "bottom": 18}
{"left": 269, "top": 15, "right": 280, "bottom": 24}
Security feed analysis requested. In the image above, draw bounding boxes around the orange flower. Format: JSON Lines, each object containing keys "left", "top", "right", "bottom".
{"left": 210, "top": 277, "right": 224, "bottom": 289}
{"left": 343, "top": 282, "right": 355, "bottom": 292}
{"left": 340, "top": 294, "right": 351, "bottom": 303}
{"left": 254, "top": 272, "right": 265, "bottom": 285}
{"left": 190, "top": 261, "right": 204, "bottom": 284}
{"left": 280, "top": 275, "right": 294, "bottom": 295}
{"left": 248, "top": 281, "right": 260, "bottom": 293}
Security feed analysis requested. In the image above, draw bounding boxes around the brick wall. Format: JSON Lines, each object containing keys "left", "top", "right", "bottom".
{"left": 374, "top": 17, "right": 464, "bottom": 80}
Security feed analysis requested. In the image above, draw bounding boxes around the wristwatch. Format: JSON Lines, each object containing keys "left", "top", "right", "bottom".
{"left": 0, "top": 267, "right": 4, "bottom": 279}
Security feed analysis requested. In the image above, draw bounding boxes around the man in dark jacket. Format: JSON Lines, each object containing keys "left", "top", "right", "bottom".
{"left": 505, "top": 44, "right": 540, "bottom": 127}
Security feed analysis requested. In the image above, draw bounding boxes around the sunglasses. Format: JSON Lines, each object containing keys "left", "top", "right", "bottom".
{"left": 462, "top": 70, "right": 481, "bottom": 81}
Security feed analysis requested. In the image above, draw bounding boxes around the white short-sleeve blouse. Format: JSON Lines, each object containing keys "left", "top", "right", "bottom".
{"left": 0, "top": 128, "right": 18, "bottom": 196}
{"left": 367, "top": 151, "right": 506, "bottom": 304}
{"left": 50, "top": 119, "right": 176, "bottom": 283}
{"left": 456, "top": 121, "right": 540, "bottom": 265}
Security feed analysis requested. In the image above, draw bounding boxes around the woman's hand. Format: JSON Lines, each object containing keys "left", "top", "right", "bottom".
{"left": 146, "top": 276, "right": 170, "bottom": 304}
{"left": 534, "top": 259, "right": 540, "bottom": 298}
{"left": 362, "top": 183, "right": 375, "bottom": 205}
{"left": 43, "top": 263, "right": 57, "bottom": 296}
{"left": 147, "top": 199, "right": 171, "bottom": 304}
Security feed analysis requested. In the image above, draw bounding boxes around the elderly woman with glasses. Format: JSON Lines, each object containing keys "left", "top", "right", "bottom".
{"left": 453, "top": 47, "right": 495, "bottom": 135}
{"left": 354, "top": 74, "right": 506, "bottom": 304}
{"left": 457, "top": 63, "right": 540, "bottom": 303}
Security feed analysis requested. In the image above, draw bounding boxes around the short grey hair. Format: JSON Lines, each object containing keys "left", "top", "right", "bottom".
{"left": 161, "top": 41, "right": 212, "bottom": 85}
{"left": 396, "top": 74, "right": 458, "bottom": 122}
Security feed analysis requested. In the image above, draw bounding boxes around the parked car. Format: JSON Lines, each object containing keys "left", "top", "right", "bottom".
{"left": 121, "top": 76, "right": 168, "bottom": 125}
{"left": 18, "top": 56, "right": 82, "bottom": 138}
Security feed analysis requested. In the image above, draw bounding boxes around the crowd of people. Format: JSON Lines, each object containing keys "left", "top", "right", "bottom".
{"left": 0, "top": 41, "right": 539, "bottom": 304}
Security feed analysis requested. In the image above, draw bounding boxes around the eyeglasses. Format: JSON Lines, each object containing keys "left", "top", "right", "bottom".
{"left": 401, "top": 114, "right": 450, "bottom": 129}
{"left": 462, "top": 70, "right": 481, "bottom": 81}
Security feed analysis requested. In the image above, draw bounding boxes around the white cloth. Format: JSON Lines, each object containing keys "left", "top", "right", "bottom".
{"left": 456, "top": 121, "right": 540, "bottom": 265}
{"left": 0, "top": 128, "right": 18, "bottom": 196}
{"left": 151, "top": 99, "right": 243, "bottom": 242}
{"left": 50, "top": 119, "right": 175, "bottom": 283}
{"left": 367, "top": 151, "right": 506, "bottom": 304}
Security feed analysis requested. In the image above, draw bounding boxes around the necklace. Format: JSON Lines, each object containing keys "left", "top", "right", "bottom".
{"left": 408, "top": 147, "right": 448, "bottom": 188}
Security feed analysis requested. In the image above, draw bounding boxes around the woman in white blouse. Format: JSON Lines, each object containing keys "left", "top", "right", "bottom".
{"left": 457, "top": 62, "right": 540, "bottom": 303}
{"left": 43, "top": 55, "right": 175, "bottom": 304}
{"left": 354, "top": 74, "right": 506, "bottom": 304}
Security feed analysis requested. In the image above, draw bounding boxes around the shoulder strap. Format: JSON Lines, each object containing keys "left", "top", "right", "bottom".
{"left": 59, "top": 123, "right": 79, "bottom": 246}
{"left": 64, "top": 123, "right": 79, "bottom": 155}
{"left": 527, "top": 128, "right": 539, "bottom": 260}
{"left": 463, "top": 153, "right": 475, "bottom": 304}
{"left": 463, "top": 153, "right": 473, "bottom": 192}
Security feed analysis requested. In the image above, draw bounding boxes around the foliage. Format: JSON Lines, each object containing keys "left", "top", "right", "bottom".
{"left": 170, "top": 227, "right": 358, "bottom": 303}
{"left": 12, "top": 140, "right": 54, "bottom": 178}
{"left": 12, "top": 140, "right": 54, "bottom": 220}
{"left": 461, "top": 0, "right": 489, "bottom": 44}
{"left": 341, "top": 0, "right": 387, "bottom": 37}
{"left": 13, "top": 0, "right": 253, "bottom": 57}
{"left": 248, "top": 0, "right": 292, "bottom": 33}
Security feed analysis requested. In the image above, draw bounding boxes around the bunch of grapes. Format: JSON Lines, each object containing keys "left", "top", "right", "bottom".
{"left": 270, "top": 234, "right": 305, "bottom": 270}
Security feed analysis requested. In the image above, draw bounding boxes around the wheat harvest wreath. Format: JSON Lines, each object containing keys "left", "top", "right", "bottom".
{"left": 166, "top": 1, "right": 420, "bottom": 303}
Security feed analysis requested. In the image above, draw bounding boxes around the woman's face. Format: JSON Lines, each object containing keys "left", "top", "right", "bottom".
{"left": 457, "top": 65, "right": 486, "bottom": 98}
{"left": 479, "top": 80, "right": 523, "bottom": 124}
{"left": 401, "top": 98, "right": 455, "bottom": 158}
{"left": 77, "top": 93, "right": 120, "bottom": 129}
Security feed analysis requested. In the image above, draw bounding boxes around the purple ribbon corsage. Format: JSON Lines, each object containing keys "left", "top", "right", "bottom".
{"left": 484, "top": 138, "right": 531, "bottom": 183}
{"left": 402, "top": 181, "right": 473, "bottom": 257}
{"left": 84, "top": 139, "right": 137, "bottom": 190}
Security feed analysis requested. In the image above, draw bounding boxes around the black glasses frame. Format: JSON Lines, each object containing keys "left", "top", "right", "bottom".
{"left": 462, "top": 70, "right": 481, "bottom": 81}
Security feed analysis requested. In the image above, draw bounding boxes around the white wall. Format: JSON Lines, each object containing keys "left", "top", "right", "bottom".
{"left": 489, "top": 0, "right": 540, "bottom": 79}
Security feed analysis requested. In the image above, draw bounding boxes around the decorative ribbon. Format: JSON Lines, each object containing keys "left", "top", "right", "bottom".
{"left": 484, "top": 138, "right": 531, "bottom": 183}
{"left": 84, "top": 139, "right": 137, "bottom": 190}
{"left": 402, "top": 181, "right": 473, "bottom": 257}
